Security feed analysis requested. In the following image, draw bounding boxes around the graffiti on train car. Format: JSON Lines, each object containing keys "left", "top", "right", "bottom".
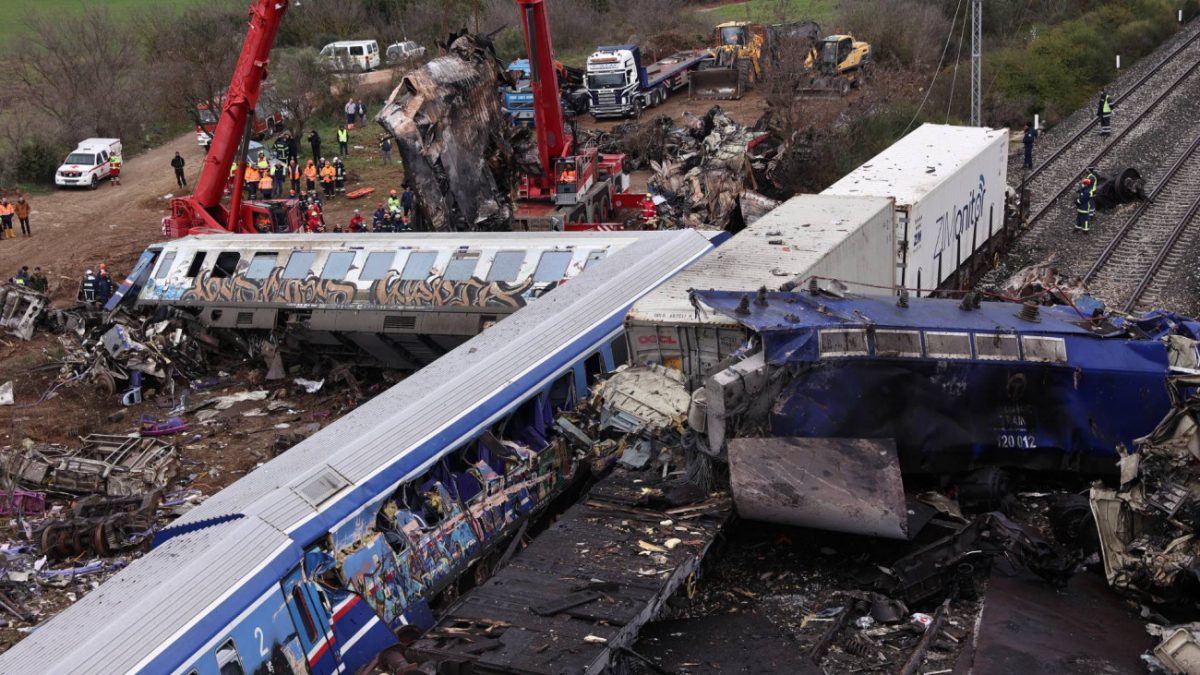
{"left": 368, "top": 272, "right": 548, "bottom": 309}
{"left": 180, "top": 266, "right": 357, "bottom": 305}
{"left": 168, "top": 267, "right": 555, "bottom": 309}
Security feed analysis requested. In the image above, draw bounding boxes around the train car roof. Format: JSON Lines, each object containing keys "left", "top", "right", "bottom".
{"left": 165, "top": 228, "right": 715, "bottom": 541}
{"left": 627, "top": 194, "right": 893, "bottom": 327}
{"left": 0, "top": 230, "right": 716, "bottom": 675}
{"left": 823, "top": 123, "right": 1007, "bottom": 206}
{"left": 154, "top": 230, "right": 658, "bottom": 251}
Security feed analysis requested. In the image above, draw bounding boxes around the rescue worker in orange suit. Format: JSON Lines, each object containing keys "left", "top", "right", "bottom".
{"left": 15, "top": 196, "right": 30, "bottom": 237}
{"left": 259, "top": 170, "right": 274, "bottom": 200}
{"left": 1075, "top": 178, "right": 1095, "bottom": 232}
{"left": 319, "top": 161, "right": 336, "bottom": 198}
{"left": 244, "top": 164, "right": 260, "bottom": 199}
{"left": 288, "top": 159, "right": 302, "bottom": 194}
{"left": 0, "top": 198, "right": 14, "bottom": 239}
{"left": 304, "top": 160, "right": 318, "bottom": 192}
{"left": 558, "top": 166, "right": 576, "bottom": 184}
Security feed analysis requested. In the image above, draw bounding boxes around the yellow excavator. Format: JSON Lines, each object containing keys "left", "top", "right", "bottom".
{"left": 802, "top": 34, "right": 872, "bottom": 95}
{"left": 690, "top": 20, "right": 821, "bottom": 100}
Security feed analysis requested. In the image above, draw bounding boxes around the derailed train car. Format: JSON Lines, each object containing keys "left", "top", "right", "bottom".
{"left": 125, "top": 231, "right": 656, "bottom": 367}
{"left": 691, "top": 290, "right": 1200, "bottom": 538}
{"left": 0, "top": 231, "right": 717, "bottom": 674}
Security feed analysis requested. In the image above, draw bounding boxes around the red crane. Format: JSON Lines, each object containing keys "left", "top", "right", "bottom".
{"left": 513, "top": 0, "right": 636, "bottom": 230}
{"left": 163, "top": 0, "right": 299, "bottom": 237}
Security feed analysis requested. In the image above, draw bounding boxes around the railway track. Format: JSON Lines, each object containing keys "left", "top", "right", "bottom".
{"left": 1021, "top": 46, "right": 1200, "bottom": 228}
{"left": 1083, "top": 132, "right": 1200, "bottom": 313}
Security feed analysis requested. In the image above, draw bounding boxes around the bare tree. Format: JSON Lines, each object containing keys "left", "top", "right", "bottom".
{"left": 136, "top": 4, "right": 246, "bottom": 126}
{"left": 12, "top": 6, "right": 147, "bottom": 142}
{"left": 272, "top": 49, "right": 335, "bottom": 139}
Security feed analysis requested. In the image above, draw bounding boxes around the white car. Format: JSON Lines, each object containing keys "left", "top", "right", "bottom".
{"left": 55, "top": 138, "right": 122, "bottom": 189}
{"left": 386, "top": 40, "right": 426, "bottom": 64}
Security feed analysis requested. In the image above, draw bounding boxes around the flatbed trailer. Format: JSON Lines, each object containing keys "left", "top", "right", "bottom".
{"left": 587, "top": 46, "right": 708, "bottom": 118}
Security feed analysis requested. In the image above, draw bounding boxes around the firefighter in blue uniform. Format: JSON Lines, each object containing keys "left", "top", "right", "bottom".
{"left": 1076, "top": 177, "right": 1095, "bottom": 232}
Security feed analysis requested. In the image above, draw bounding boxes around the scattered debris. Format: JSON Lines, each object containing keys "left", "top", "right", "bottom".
{"left": 2, "top": 435, "right": 177, "bottom": 498}
{"left": 0, "top": 284, "right": 47, "bottom": 341}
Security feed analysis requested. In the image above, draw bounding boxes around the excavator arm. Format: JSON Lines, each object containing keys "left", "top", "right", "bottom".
{"left": 164, "top": 0, "right": 289, "bottom": 237}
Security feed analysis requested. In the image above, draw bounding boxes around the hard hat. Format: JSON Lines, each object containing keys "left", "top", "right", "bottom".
{"left": 354, "top": 209, "right": 360, "bottom": 213}
{"left": 99, "top": 262, "right": 107, "bottom": 269}
{"left": 86, "top": 269, "right": 93, "bottom": 275}
{"left": 1082, "top": 178, "right": 1093, "bottom": 186}
{"left": 390, "top": 189, "right": 398, "bottom": 196}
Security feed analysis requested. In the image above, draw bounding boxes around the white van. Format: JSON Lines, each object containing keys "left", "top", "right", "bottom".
{"left": 320, "top": 40, "right": 381, "bottom": 72}
{"left": 55, "top": 138, "right": 122, "bottom": 190}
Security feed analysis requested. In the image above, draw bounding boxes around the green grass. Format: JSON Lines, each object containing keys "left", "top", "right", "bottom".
{"left": 705, "top": 0, "right": 838, "bottom": 26}
{"left": 0, "top": 0, "right": 201, "bottom": 46}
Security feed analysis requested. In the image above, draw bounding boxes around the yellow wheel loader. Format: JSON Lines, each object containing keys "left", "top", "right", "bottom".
{"left": 690, "top": 20, "right": 822, "bottom": 100}
{"left": 802, "top": 34, "right": 872, "bottom": 96}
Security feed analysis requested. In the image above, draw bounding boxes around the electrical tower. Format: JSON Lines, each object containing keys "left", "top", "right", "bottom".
{"left": 971, "top": 0, "right": 982, "bottom": 126}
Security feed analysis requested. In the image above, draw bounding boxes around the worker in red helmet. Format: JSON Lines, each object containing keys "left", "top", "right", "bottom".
{"left": 1075, "top": 177, "right": 1095, "bottom": 232}
{"left": 641, "top": 194, "right": 657, "bottom": 228}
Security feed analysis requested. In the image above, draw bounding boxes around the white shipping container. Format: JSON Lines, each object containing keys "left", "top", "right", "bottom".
{"left": 823, "top": 123, "right": 1008, "bottom": 295}
{"left": 626, "top": 194, "right": 894, "bottom": 383}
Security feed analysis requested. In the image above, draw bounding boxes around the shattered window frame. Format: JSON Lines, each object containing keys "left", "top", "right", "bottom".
{"left": 609, "top": 334, "right": 630, "bottom": 368}
{"left": 245, "top": 252, "right": 279, "bottom": 280}
{"left": 215, "top": 638, "right": 245, "bottom": 675}
{"left": 212, "top": 252, "right": 240, "bottom": 279}
{"left": 400, "top": 251, "right": 437, "bottom": 280}
{"left": 533, "top": 250, "right": 572, "bottom": 282}
{"left": 153, "top": 251, "right": 176, "bottom": 280}
{"left": 282, "top": 251, "right": 317, "bottom": 279}
{"left": 320, "top": 251, "right": 356, "bottom": 280}
{"left": 486, "top": 251, "right": 526, "bottom": 282}
{"left": 925, "top": 331, "right": 974, "bottom": 359}
{"left": 360, "top": 251, "right": 396, "bottom": 280}
{"left": 185, "top": 252, "right": 207, "bottom": 278}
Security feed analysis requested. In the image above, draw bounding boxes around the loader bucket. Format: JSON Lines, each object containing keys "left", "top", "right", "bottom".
{"left": 689, "top": 68, "right": 742, "bottom": 100}
{"left": 728, "top": 436, "right": 910, "bottom": 539}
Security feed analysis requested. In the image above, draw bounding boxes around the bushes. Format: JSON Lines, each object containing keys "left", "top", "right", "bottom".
{"left": 14, "top": 140, "right": 61, "bottom": 186}
{"left": 836, "top": 0, "right": 951, "bottom": 66}
{"left": 987, "top": 0, "right": 1197, "bottom": 125}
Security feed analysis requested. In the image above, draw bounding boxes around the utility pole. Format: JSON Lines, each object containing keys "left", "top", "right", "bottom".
{"left": 970, "top": 0, "right": 982, "bottom": 126}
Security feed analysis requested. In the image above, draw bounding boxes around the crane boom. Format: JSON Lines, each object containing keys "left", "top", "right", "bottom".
{"left": 164, "top": 0, "right": 290, "bottom": 236}
{"left": 516, "top": 0, "right": 567, "bottom": 190}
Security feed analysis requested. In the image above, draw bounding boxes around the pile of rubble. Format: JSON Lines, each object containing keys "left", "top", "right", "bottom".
{"left": 1092, "top": 374, "right": 1200, "bottom": 673}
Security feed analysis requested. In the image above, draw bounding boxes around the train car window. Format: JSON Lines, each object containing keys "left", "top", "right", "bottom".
{"left": 486, "top": 250, "right": 526, "bottom": 282}
{"left": 215, "top": 639, "right": 245, "bottom": 675}
{"left": 186, "top": 252, "right": 207, "bottom": 278}
{"left": 291, "top": 586, "right": 319, "bottom": 641}
{"left": 360, "top": 251, "right": 396, "bottom": 280}
{"left": 401, "top": 251, "right": 437, "bottom": 280}
{"left": 609, "top": 334, "right": 630, "bottom": 367}
{"left": 584, "top": 250, "right": 607, "bottom": 269}
{"left": 282, "top": 251, "right": 316, "bottom": 279}
{"left": 153, "top": 251, "right": 177, "bottom": 280}
{"left": 533, "top": 250, "right": 572, "bottom": 282}
{"left": 548, "top": 371, "right": 575, "bottom": 410}
{"left": 320, "top": 251, "right": 356, "bottom": 280}
{"left": 584, "top": 352, "right": 605, "bottom": 386}
{"left": 445, "top": 252, "right": 480, "bottom": 281}
{"left": 212, "top": 252, "right": 240, "bottom": 279}
{"left": 246, "top": 252, "right": 278, "bottom": 280}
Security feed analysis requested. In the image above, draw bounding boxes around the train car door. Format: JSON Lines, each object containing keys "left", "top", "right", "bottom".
{"left": 283, "top": 566, "right": 338, "bottom": 675}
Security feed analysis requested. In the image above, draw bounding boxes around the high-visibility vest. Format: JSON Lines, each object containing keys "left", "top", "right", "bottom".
{"left": 290, "top": 164, "right": 301, "bottom": 180}
{"left": 304, "top": 165, "right": 317, "bottom": 179}
{"left": 320, "top": 166, "right": 335, "bottom": 181}
{"left": 260, "top": 174, "right": 273, "bottom": 191}
{"left": 1101, "top": 95, "right": 1112, "bottom": 114}
{"left": 337, "top": 129, "right": 348, "bottom": 143}
{"left": 387, "top": 196, "right": 401, "bottom": 211}
{"left": 245, "top": 167, "right": 260, "bottom": 182}
{"left": 256, "top": 158, "right": 269, "bottom": 171}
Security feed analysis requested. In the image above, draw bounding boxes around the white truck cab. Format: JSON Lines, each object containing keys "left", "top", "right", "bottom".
{"left": 55, "top": 138, "right": 122, "bottom": 190}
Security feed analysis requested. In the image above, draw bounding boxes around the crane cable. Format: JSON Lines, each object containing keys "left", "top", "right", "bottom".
{"left": 902, "top": 0, "right": 965, "bottom": 136}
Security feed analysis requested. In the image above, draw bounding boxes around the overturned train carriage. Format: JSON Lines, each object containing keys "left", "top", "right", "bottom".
{"left": 0, "top": 230, "right": 717, "bottom": 675}
{"left": 127, "top": 232, "right": 659, "bottom": 368}
{"left": 691, "top": 291, "right": 1200, "bottom": 538}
